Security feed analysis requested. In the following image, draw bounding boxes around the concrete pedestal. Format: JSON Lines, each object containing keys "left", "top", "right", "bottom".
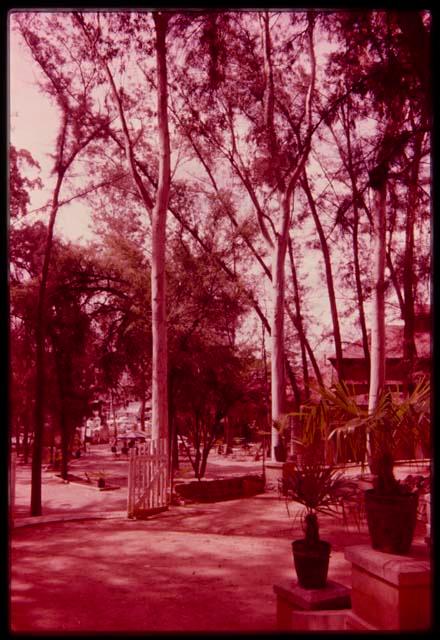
{"left": 345, "top": 611, "right": 378, "bottom": 630}
{"left": 273, "top": 579, "right": 351, "bottom": 630}
{"left": 345, "top": 544, "right": 431, "bottom": 630}
{"left": 264, "top": 461, "right": 283, "bottom": 489}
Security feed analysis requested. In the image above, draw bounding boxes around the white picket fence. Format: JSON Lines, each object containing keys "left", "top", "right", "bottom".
{"left": 127, "top": 439, "right": 169, "bottom": 518}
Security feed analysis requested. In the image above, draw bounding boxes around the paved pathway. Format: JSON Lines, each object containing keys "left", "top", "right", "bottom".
{"left": 9, "top": 447, "right": 430, "bottom": 633}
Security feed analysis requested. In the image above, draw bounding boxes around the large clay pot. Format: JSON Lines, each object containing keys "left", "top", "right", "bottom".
{"left": 364, "top": 489, "right": 419, "bottom": 554}
{"left": 291, "top": 539, "right": 331, "bottom": 589}
{"left": 274, "top": 443, "right": 287, "bottom": 462}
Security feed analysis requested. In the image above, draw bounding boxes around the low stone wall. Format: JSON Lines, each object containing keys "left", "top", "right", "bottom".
{"left": 174, "top": 474, "right": 265, "bottom": 502}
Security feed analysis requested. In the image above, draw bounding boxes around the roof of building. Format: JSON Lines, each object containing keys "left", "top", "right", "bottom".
{"left": 331, "top": 324, "right": 431, "bottom": 362}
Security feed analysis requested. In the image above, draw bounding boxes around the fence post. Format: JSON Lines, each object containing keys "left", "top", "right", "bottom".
{"left": 127, "top": 448, "right": 135, "bottom": 518}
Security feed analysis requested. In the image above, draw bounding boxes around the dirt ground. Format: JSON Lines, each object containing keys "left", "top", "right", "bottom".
{"left": 9, "top": 445, "right": 430, "bottom": 633}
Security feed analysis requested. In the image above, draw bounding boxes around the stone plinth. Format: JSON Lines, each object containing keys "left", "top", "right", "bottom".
{"left": 264, "top": 461, "right": 283, "bottom": 488}
{"left": 345, "top": 611, "right": 378, "bottom": 630}
{"left": 345, "top": 544, "right": 431, "bottom": 630}
{"left": 273, "top": 579, "right": 351, "bottom": 630}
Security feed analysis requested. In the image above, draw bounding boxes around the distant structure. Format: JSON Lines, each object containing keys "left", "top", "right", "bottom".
{"left": 328, "top": 307, "right": 431, "bottom": 399}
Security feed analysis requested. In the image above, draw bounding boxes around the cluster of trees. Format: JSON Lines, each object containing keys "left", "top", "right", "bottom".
{"left": 10, "top": 197, "right": 265, "bottom": 480}
{"left": 9, "top": 10, "right": 431, "bottom": 514}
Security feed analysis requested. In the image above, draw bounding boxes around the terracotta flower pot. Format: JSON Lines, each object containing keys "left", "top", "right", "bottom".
{"left": 292, "top": 539, "right": 331, "bottom": 589}
{"left": 274, "top": 443, "right": 287, "bottom": 462}
{"left": 364, "top": 489, "right": 419, "bottom": 554}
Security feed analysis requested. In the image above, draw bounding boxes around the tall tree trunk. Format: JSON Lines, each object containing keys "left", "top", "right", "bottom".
{"left": 287, "top": 236, "right": 310, "bottom": 398}
{"left": 368, "top": 181, "right": 387, "bottom": 415}
{"left": 341, "top": 103, "right": 371, "bottom": 372}
{"left": 110, "top": 389, "right": 118, "bottom": 438}
{"left": 386, "top": 248, "right": 405, "bottom": 318}
{"left": 139, "top": 392, "right": 146, "bottom": 432}
{"left": 31, "top": 158, "right": 66, "bottom": 516}
{"left": 261, "top": 322, "right": 271, "bottom": 432}
{"left": 352, "top": 204, "right": 370, "bottom": 372}
{"left": 270, "top": 230, "right": 288, "bottom": 457}
{"left": 265, "top": 12, "right": 316, "bottom": 459}
{"left": 60, "top": 402, "right": 69, "bottom": 481}
{"left": 151, "top": 12, "right": 170, "bottom": 443}
{"left": 302, "top": 170, "right": 344, "bottom": 381}
{"left": 23, "top": 413, "right": 30, "bottom": 465}
{"left": 168, "top": 370, "right": 179, "bottom": 474}
{"left": 402, "top": 131, "right": 424, "bottom": 394}
{"left": 367, "top": 95, "right": 406, "bottom": 425}
{"left": 75, "top": 10, "right": 170, "bottom": 449}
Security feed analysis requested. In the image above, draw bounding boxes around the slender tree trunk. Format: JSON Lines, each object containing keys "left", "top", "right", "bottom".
{"left": 386, "top": 248, "right": 405, "bottom": 317}
{"left": 139, "top": 376, "right": 146, "bottom": 432}
{"left": 151, "top": 12, "right": 170, "bottom": 443}
{"left": 199, "top": 433, "right": 214, "bottom": 479}
{"left": 60, "top": 403, "right": 69, "bottom": 481}
{"left": 342, "top": 106, "right": 371, "bottom": 372}
{"left": 285, "top": 358, "right": 302, "bottom": 410}
{"left": 270, "top": 230, "right": 288, "bottom": 456}
{"left": 75, "top": 10, "right": 170, "bottom": 451}
{"left": 352, "top": 206, "right": 370, "bottom": 372}
{"left": 302, "top": 170, "right": 344, "bottom": 381}
{"left": 368, "top": 182, "right": 387, "bottom": 414}
{"left": 168, "top": 371, "right": 179, "bottom": 474}
{"left": 31, "top": 162, "right": 66, "bottom": 516}
{"left": 225, "top": 415, "right": 233, "bottom": 455}
{"left": 14, "top": 424, "right": 21, "bottom": 456}
{"left": 110, "top": 389, "right": 118, "bottom": 438}
{"left": 23, "top": 415, "right": 30, "bottom": 465}
{"left": 288, "top": 237, "right": 310, "bottom": 398}
{"left": 177, "top": 108, "right": 318, "bottom": 402}
{"left": 261, "top": 322, "right": 271, "bottom": 431}
{"left": 402, "top": 132, "right": 423, "bottom": 394}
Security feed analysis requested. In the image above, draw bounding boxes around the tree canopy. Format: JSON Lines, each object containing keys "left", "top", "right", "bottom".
{"left": 9, "top": 9, "right": 431, "bottom": 500}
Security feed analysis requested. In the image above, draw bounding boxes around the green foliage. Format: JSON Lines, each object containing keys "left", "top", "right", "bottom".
{"left": 9, "top": 145, "right": 42, "bottom": 219}
{"left": 283, "top": 454, "right": 359, "bottom": 542}
{"left": 10, "top": 10, "right": 431, "bottom": 492}
{"left": 323, "top": 377, "right": 431, "bottom": 495}
{"left": 284, "top": 458, "right": 357, "bottom": 517}
{"left": 327, "top": 377, "right": 430, "bottom": 465}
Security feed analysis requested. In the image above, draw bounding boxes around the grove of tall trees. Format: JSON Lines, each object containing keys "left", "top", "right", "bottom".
{"left": 9, "top": 10, "right": 431, "bottom": 514}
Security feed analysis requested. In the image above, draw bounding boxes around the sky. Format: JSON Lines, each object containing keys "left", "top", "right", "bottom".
{"left": 7, "top": 13, "right": 367, "bottom": 355}
{"left": 9, "top": 16, "right": 95, "bottom": 243}
{"left": 8, "top": 9, "right": 411, "bottom": 372}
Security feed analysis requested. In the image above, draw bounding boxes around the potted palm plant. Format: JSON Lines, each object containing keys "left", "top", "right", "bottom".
{"left": 283, "top": 453, "right": 358, "bottom": 589}
{"left": 328, "top": 377, "right": 430, "bottom": 554}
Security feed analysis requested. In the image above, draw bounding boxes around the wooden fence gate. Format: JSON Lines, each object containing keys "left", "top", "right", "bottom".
{"left": 127, "top": 439, "right": 169, "bottom": 518}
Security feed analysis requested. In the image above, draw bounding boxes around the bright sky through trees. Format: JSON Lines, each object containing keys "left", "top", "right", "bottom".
{"left": 9, "top": 9, "right": 430, "bottom": 366}
{"left": 10, "top": 23, "right": 96, "bottom": 243}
